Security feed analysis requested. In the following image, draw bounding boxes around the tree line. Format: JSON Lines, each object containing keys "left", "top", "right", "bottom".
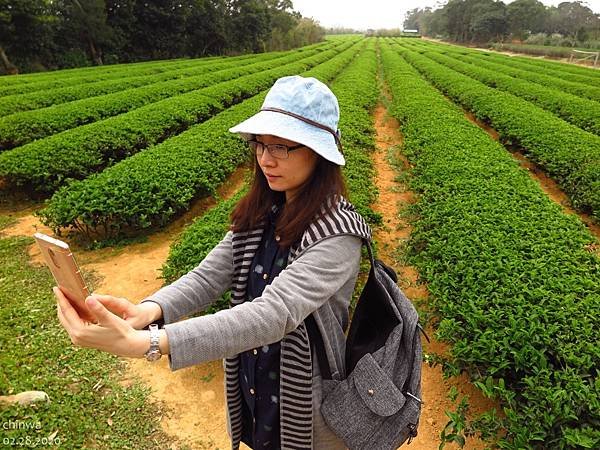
{"left": 0, "top": 0, "right": 325, "bottom": 75}
{"left": 404, "top": 0, "right": 600, "bottom": 45}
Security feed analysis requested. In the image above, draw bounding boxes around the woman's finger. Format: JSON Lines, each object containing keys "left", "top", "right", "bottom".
{"left": 90, "top": 295, "right": 132, "bottom": 317}
{"left": 53, "top": 286, "right": 80, "bottom": 329}
{"left": 85, "top": 297, "right": 124, "bottom": 329}
{"left": 56, "top": 300, "right": 71, "bottom": 331}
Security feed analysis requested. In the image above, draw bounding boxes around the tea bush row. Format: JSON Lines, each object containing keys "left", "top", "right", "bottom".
{"left": 37, "top": 42, "right": 363, "bottom": 240}
{"left": 0, "top": 56, "right": 226, "bottom": 95}
{"left": 396, "top": 45, "right": 600, "bottom": 221}
{"left": 0, "top": 50, "right": 299, "bottom": 117}
{"left": 381, "top": 40, "right": 600, "bottom": 450}
{"left": 0, "top": 40, "right": 353, "bottom": 193}
{"left": 0, "top": 43, "right": 338, "bottom": 149}
{"left": 421, "top": 50, "right": 600, "bottom": 135}
{"left": 407, "top": 39, "right": 600, "bottom": 88}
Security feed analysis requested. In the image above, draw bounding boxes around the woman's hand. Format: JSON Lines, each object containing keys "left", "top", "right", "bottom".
{"left": 54, "top": 286, "right": 149, "bottom": 358}
{"left": 86, "top": 294, "right": 162, "bottom": 330}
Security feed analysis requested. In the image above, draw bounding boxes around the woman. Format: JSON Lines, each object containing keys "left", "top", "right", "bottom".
{"left": 55, "top": 75, "right": 372, "bottom": 450}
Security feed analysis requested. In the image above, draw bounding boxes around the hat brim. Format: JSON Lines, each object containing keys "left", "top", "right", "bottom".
{"left": 228, "top": 110, "right": 345, "bottom": 166}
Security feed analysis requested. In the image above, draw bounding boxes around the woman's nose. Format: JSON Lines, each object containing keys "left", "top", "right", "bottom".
{"left": 258, "top": 149, "right": 276, "bottom": 166}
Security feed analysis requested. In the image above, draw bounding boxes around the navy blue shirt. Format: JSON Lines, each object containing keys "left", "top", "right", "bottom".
{"left": 240, "top": 204, "right": 289, "bottom": 450}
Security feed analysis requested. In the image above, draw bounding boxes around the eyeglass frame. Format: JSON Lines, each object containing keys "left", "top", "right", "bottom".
{"left": 248, "top": 137, "right": 305, "bottom": 160}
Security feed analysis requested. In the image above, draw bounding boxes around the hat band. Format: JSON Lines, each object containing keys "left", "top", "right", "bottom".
{"left": 260, "top": 107, "right": 343, "bottom": 154}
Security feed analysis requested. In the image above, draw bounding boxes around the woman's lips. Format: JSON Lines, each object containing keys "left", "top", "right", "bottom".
{"left": 265, "top": 174, "right": 280, "bottom": 181}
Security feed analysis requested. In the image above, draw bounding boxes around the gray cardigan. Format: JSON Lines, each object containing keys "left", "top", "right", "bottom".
{"left": 143, "top": 230, "right": 363, "bottom": 449}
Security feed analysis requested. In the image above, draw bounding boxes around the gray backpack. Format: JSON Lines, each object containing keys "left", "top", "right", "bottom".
{"left": 306, "top": 240, "right": 427, "bottom": 449}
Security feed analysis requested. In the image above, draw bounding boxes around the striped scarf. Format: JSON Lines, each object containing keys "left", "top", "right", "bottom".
{"left": 225, "top": 196, "right": 372, "bottom": 449}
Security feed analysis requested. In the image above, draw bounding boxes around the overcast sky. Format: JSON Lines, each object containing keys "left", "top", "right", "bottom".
{"left": 291, "top": 0, "right": 600, "bottom": 30}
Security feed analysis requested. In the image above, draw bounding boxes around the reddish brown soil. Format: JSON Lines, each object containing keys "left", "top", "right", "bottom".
{"left": 373, "top": 104, "right": 499, "bottom": 449}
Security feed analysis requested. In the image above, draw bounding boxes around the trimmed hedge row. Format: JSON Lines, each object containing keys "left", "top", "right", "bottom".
{"left": 0, "top": 58, "right": 212, "bottom": 95}
{"left": 0, "top": 40, "right": 354, "bottom": 193}
{"left": 420, "top": 50, "right": 600, "bottom": 135}
{"left": 395, "top": 44, "right": 600, "bottom": 221}
{"left": 405, "top": 41, "right": 600, "bottom": 102}
{"left": 458, "top": 53, "right": 600, "bottom": 103}
{"left": 480, "top": 51, "right": 600, "bottom": 87}
{"left": 0, "top": 50, "right": 299, "bottom": 117}
{"left": 162, "top": 38, "right": 381, "bottom": 285}
{"left": 407, "top": 39, "right": 600, "bottom": 86}
{"left": 0, "top": 54, "right": 260, "bottom": 95}
{"left": 381, "top": 39, "right": 600, "bottom": 450}
{"left": 0, "top": 44, "right": 338, "bottom": 149}
{"left": 37, "top": 41, "right": 363, "bottom": 240}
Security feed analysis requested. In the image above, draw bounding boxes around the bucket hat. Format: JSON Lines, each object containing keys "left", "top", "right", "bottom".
{"left": 228, "top": 75, "right": 345, "bottom": 165}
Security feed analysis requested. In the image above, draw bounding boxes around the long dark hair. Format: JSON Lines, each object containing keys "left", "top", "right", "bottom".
{"left": 231, "top": 152, "right": 348, "bottom": 248}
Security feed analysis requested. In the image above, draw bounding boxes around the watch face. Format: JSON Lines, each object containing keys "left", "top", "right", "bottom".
{"left": 146, "top": 350, "right": 161, "bottom": 362}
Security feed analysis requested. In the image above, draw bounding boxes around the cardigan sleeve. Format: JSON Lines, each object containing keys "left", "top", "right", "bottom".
{"left": 140, "top": 231, "right": 234, "bottom": 324}
{"left": 163, "top": 233, "right": 362, "bottom": 370}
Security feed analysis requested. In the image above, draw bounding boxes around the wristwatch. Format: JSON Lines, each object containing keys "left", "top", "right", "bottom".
{"left": 144, "top": 324, "right": 162, "bottom": 361}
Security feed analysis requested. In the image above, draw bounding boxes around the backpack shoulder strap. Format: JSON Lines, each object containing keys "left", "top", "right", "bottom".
{"left": 305, "top": 238, "right": 374, "bottom": 381}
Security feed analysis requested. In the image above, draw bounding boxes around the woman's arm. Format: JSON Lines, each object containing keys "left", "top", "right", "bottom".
{"left": 141, "top": 231, "right": 235, "bottom": 324}
{"left": 54, "top": 231, "right": 235, "bottom": 359}
{"left": 163, "top": 234, "right": 362, "bottom": 370}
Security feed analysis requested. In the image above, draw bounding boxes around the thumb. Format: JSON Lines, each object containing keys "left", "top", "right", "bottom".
{"left": 92, "top": 295, "right": 132, "bottom": 314}
{"left": 86, "top": 297, "right": 119, "bottom": 327}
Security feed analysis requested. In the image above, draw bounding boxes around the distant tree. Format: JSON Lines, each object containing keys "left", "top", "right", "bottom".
{"left": 226, "top": 0, "right": 271, "bottom": 53}
{"left": 53, "top": 0, "right": 114, "bottom": 65}
{"left": 547, "top": 1, "right": 599, "bottom": 38}
{"left": 403, "top": 7, "right": 423, "bottom": 31}
{"left": 506, "top": 0, "right": 547, "bottom": 40}
{"left": 0, "top": 0, "right": 55, "bottom": 73}
{"left": 131, "top": 0, "right": 192, "bottom": 59}
{"left": 185, "top": 0, "right": 227, "bottom": 56}
{"left": 444, "top": 0, "right": 472, "bottom": 41}
{"left": 469, "top": 0, "right": 507, "bottom": 43}
{"left": 288, "top": 17, "right": 324, "bottom": 48}
{"left": 105, "top": 0, "right": 137, "bottom": 62}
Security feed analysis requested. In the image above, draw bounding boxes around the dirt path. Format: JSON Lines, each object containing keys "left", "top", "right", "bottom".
{"left": 372, "top": 103, "right": 498, "bottom": 449}
{"left": 2, "top": 166, "right": 251, "bottom": 450}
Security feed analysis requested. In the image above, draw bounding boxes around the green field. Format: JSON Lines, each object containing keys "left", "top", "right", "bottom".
{"left": 1, "top": 37, "right": 599, "bottom": 449}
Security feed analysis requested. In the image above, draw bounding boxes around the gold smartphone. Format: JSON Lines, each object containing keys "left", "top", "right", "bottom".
{"left": 34, "top": 232, "right": 94, "bottom": 322}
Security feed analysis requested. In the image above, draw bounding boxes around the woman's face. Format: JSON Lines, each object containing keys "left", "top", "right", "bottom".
{"left": 255, "top": 134, "right": 319, "bottom": 202}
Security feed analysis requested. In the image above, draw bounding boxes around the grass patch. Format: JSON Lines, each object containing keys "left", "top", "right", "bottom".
{"left": 0, "top": 232, "right": 176, "bottom": 449}
{"left": 0, "top": 215, "right": 17, "bottom": 230}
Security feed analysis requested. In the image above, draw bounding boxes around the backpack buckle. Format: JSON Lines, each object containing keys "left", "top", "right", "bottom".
{"left": 407, "top": 423, "right": 418, "bottom": 444}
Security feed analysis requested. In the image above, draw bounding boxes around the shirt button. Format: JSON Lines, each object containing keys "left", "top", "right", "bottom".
{"left": 250, "top": 388, "right": 255, "bottom": 395}
{"left": 275, "top": 235, "right": 281, "bottom": 242}
{"left": 253, "top": 349, "right": 258, "bottom": 355}
{"left": 263, "top": 273, "right": 268, "bottom": 280}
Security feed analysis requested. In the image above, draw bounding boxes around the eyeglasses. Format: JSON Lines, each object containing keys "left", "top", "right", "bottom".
{"left": 248, "top": 140, "right": 304, "bottom": 160}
